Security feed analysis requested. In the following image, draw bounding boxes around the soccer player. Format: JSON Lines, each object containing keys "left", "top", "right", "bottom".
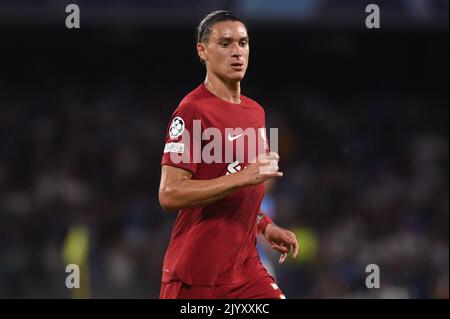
{"left": 158, "top": 10, "right": 299, "bottom": 299}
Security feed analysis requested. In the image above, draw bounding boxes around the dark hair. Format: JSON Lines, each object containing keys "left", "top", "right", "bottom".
{"left": 196, "top": 10, "right": 247, "bottom": 44}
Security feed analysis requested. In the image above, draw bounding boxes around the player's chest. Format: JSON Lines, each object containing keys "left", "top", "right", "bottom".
{"left": 201, "top": 106, "right": 264, "bottom": 131}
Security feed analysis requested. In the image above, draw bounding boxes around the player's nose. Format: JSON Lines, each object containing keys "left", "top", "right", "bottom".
{"left": 230, "top": 43, "right": 243, "bottom": 57}
{"left": 231, "top": 53, "right": 242, "bottom": 60}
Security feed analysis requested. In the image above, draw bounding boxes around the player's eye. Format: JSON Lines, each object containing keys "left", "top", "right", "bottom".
{"left": 221, "top": 42, "right": 230, "bottom": 48}
{"left": 240, "top": 40, "right": 248, "bottom": 47}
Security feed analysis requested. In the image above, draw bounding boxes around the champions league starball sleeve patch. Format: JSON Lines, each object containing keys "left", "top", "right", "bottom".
{"left": 169, "top": 116, "right": 185, "bottom": 139}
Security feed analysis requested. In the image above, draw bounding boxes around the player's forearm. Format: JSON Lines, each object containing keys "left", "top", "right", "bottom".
{"left": 159, "top": 171, "right": 246, "bottom": 211}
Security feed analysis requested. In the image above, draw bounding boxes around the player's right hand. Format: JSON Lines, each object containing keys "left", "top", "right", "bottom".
{"left": 241, "top": 152, "right": 283, "bottom": 186}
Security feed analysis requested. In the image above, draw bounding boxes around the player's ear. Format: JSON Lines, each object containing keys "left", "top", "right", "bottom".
{"left": 196, "top": 42, "right": 207, "bottom": 63}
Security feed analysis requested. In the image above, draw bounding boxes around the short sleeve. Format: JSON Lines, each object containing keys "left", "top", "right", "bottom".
{"left": 161, "top": 104, "right": 201, "bottom": 175}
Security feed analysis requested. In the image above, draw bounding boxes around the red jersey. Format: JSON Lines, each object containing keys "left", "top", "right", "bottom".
{"left": 161, "top": 83, "right": 269, "bottom": 286}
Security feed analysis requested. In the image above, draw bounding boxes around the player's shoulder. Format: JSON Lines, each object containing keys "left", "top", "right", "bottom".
{"left": 175, "top": 84, "right": 208, "bottom": 115}
{"left": 241, "top": 94, "right": 266, "bottom": 114}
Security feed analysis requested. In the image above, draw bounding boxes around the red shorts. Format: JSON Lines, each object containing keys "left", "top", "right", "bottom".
{"left": 160, "top": 269, "right": 286, "bottom": 299}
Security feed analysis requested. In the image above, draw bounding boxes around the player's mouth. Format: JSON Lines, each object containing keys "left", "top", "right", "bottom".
{"left": 230, "top": 62, "right": 244, "bottom": 71}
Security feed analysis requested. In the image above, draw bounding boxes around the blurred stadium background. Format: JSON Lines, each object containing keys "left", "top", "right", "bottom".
{"left": 0, "top": 0, "right": 448, "bottom": 298}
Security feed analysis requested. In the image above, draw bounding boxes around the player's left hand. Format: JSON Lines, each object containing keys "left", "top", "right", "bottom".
{"left": 263, "top": 223, "right": 299, "bottom": 264}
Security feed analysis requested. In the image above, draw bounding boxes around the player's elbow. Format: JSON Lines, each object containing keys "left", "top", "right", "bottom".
{"left": 158, "top": 186, "right": 181, "bottom": 213}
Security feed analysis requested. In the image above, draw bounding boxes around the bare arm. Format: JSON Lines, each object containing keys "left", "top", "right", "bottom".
{"left": 158, "top": 152, "right": 283, "bottom": 212}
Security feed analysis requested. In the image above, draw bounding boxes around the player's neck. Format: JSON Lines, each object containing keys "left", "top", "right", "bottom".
{"left": 204, "top": 75, "right": 241, "bottom": 104}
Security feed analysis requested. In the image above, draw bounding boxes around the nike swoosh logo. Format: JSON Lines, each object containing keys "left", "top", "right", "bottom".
{"left": 228, "top": 133, "right": 243, "bottom": 141}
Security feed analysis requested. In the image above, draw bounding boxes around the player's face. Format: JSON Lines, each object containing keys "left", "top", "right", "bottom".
{"left": 200, "top": 21, "right": 249, "bottom": 83}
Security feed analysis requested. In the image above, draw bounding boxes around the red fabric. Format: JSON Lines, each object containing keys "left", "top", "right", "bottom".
{"left": 257, "top": 212, "right": 273, "bottom": 235}
{"left": 160, "top": 268, "right": 285, "bottom": 299}
{"left": 160, "top": 83, "right": 270, "bottom": 286}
